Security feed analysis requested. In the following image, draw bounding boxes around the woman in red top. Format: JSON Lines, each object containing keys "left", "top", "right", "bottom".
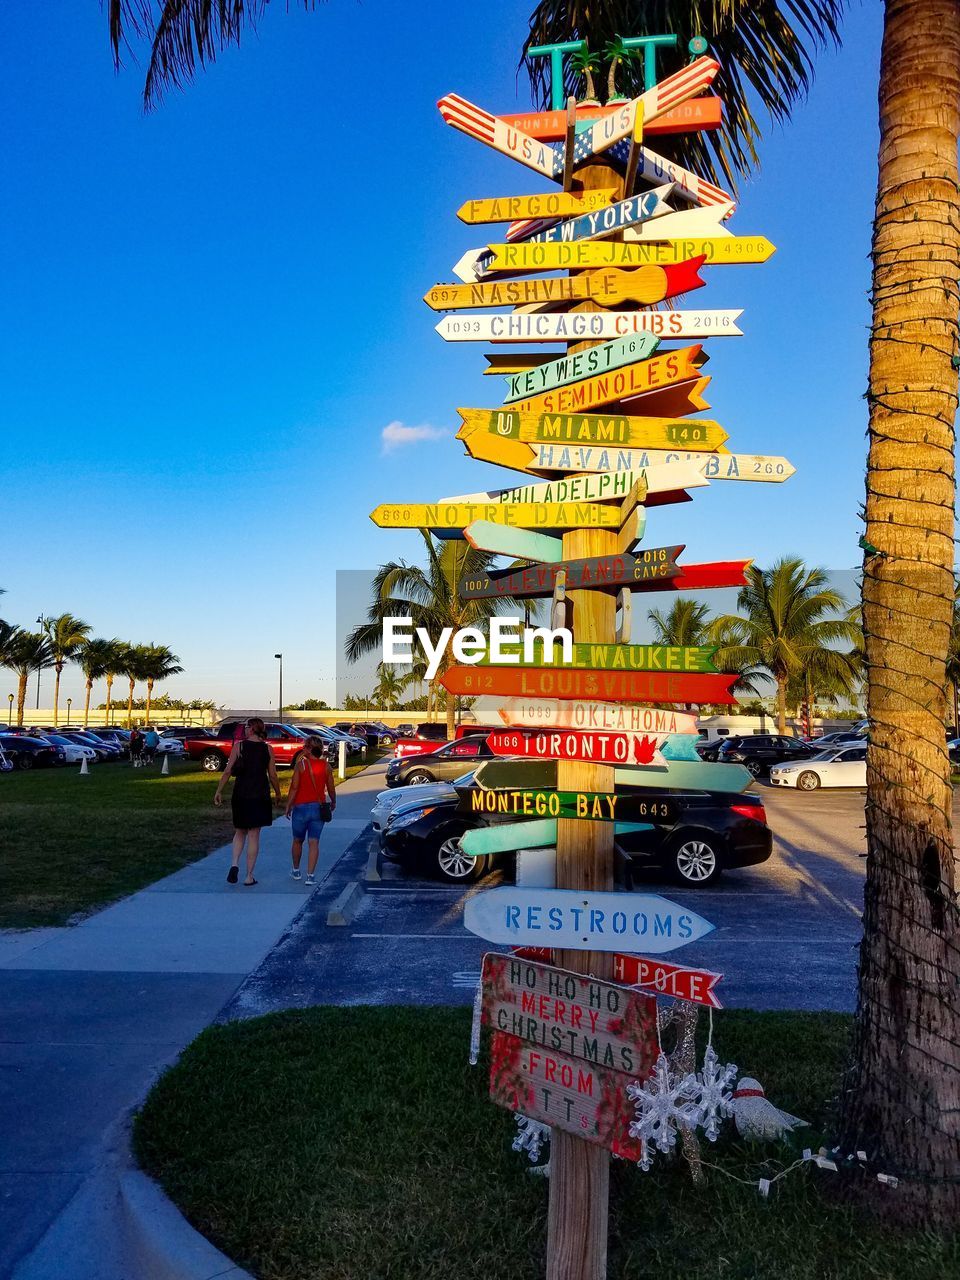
{"left": 284, "top": 737, "right": 336, "bottom": 885}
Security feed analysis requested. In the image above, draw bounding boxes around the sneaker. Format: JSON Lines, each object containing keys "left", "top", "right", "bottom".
{"left": 291, "top": 869, "right": 302, "bottom": 880}
{"left": 305, "top": 873, "right": 316, "bottom": 886}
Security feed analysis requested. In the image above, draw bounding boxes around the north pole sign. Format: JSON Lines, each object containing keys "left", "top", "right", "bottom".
{"left": 612, "top": 953, "right": 724, "bottom": 1009}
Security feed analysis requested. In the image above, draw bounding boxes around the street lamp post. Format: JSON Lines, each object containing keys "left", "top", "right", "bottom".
{"left": 7, "top": 694, "right": 12, "bottom": 726}
{"left": 274, "top": 654, "right": 283, "bottom": 724}
{"left": 35, "top": 614, "right": 44, "bottom": 709}
{"left": 66, "top": 697, "right": 72, "bottom": 726}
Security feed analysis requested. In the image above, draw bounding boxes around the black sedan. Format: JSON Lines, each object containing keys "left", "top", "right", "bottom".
{"left": 0, "top": 733, "right": 65, "bottom": 769}
{"left": 381, "top": 784, "right": 771, "bottom": 886}
{"left": 716, "top": 734, "right": 823, "bottom": 778}
{"left": 384, "top": 735, "right": 495, "bottom": 787}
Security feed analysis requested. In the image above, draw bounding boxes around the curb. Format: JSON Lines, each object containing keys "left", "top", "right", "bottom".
{"left": 326, "top": 879, "right": 364, "bottom": 926}
{"left": 120, "top": 1170, "right": 253, "bottom": 1280}
{"left": 364, "top": 838, "right": 382, "bottom": 882}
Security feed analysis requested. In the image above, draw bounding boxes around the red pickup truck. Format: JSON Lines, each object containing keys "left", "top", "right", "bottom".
{"left": 393, "top": 722, "right": 502, "bottom": 759}
{"left": 183, "top": 721, "right": 310, "bottom": 772}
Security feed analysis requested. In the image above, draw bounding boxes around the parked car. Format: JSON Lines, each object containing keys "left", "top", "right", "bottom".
{"left": 34, "top": 733, "right": 98, "bottom": 764}
{"left": 385, "top": 735, "right": 495, "bottom": 787}
{"left": 0, "top": 733, "right": 64, "bottom": 769}
{"left": 802, "top": 731, "right": 865, "bottom": 751}
{"left": 184, "top": 721, "right": 310, "bottom": 772}
{"left": 394, "top": 722, "right": 451, "bottom": 759}
{"left": 716, "top": 734, "right": 824, "bottom": 778}
{"left": 63, "top": 731, "right": 123, "bottom": 760}
{"left": 158, "top": 726, "right": 210, "bottom": 741}
{"left": 81, "top": 729, "right": 128, "bottom": 756}
{"left": 770, "top": 745, "right": 868, "bottom": 790}
{"left": 395, "top": 723, "right": 416, "bottom": 737}
{"left": 382, "top": 779, "right": 771, "bottom": 885}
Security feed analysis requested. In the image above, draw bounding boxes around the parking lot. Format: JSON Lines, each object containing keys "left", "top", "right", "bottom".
{"left": 218, "top": 775, "right": 931, "bottom": 1021}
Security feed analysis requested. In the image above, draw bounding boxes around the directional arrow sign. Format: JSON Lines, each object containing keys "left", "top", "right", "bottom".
{"left": 622, "top": 201, "right": 735, "bottom": 241}
{"left": 440, "top": 665, "right": 738, "bottom": 704}
{"left": 497, "top": 700, "right": 699, "bottom": 736}
{"left": 506, "top": 345, "right": 705, "bottom": 416}
{"left": 463, "top": 521, "right": 565, "bottom": 562}
{"left": 369, "top": 501, "right": 621, "bottom": 531}
{"left": 476, "top": 756, "right": 753, "bottom": 794}
{"left": 487, "top": 236, "right": 775, "bottom": 272}
{"left": 459, "top": 547, "right": 683, "bottom": 600}
{"left": 423, "top": 260, "right": 705, "bottom": 311}
{"left": 457, "top": 190, "right": 617, "bottom": 223}
{"left": 435, "top": 309, "right": 744, "bottom": 343}
{"left": 441, "top": 462, "right": 707, "bottom": 508}
{"left": 612, "top": 954, "right": 723, "bottom": 1009}
{"left": 503, "top": 333, "right": 660, "bottom": 404}
{"left": 481, "top": 642, "right": 718, "bottom": 673}
{"left": 437, "top": 93, "right": 560, "bottom": 179}
{"left": 459, "top": 787, "right": 675, "bottom": 821}
{"left": 497, "top": 95, "right": 722, "bottom": 141}
{"left": 627, "top": 142, "right": 733, "bottom": 207}
{"left": 488, "top": 728, "right": 675, "bottom": 768}
{"left": 532, "top": 445, "right": 797, "bottom": 482}
{"left": 459, "top": 407, "right": 728, "bottom": 451}
{"left": 464, "top": 886, "right": 715, "bottom": 954}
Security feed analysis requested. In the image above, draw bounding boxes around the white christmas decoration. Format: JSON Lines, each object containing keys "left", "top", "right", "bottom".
{"left": 627, "top": 1053, "right": 701, "bottom": 1161}
{"left": 512, "top": 1114, "right": 550, "bottom": 1164}
{"left": 691, "top": 1044, "right": 738, "bottom": 1142}
{"left": 730, "top": 1077, "right": 807, "bottom": 1141}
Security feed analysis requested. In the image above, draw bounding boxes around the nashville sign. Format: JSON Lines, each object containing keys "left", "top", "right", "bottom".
{"left": 505, "top": 345, "right": 705, "bottom": 416}
{"left": 488, "top": 729, "right": 675, "bottom": 768}
{"left": 497, "top": 700, "right": 699, "bottom": 735}
{"left": 439, "top": 665, "right": 738, "bottom": 704}
{"left": 458, "top": 788, "right": 675, "bottom": 822}
{"left": 423, "top": 260, "right": 705, "bottom": 311}
{"left": 503, "top": 333, "right": 660, "bottom": 403}
{"left": 458, "top": 547, "right": 683, "bottom": 599}
{"left": 435, "top": 309, "right": 744, "bottom": 343}
{"left": 487, "top": 236, "right": 776, "bottom": 271}
{"left": 458, "top": 407, "right": 728, "bottom": 451}
{"left": 480, "top": 642, "right": 718, "bottom": 673}
{"left": 530, "top": 445, "right": 797, "bottom": 482}
{"left": 369, "top": 501, "right": 621, "bottom": 530}
{"left": 457, "top": 189, "right": 617, "bottom": 223}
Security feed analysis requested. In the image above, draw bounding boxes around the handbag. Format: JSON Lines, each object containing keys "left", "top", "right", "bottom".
{"left": 319, "top": 803, "right": 332, "bottom": 823}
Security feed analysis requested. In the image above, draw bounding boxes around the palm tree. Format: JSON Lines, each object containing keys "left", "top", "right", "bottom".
{"left": 102, "top": 641, "right": 128, "bottom": 726}
{"left": 77, "top": 637, "right": 124, "bottom": 727}
{"left": 603, "top": 36, "right": 633, "bottom": 103}
{"left": 345, "top": 533, "right": 523, "bottom": 738}
{"left": 712, "top": 560, "right": 859, "bottom": 736}
{"left": 373, "top": 664, "right": 407, "bottom": 711}
{"left": 42, "top": 613, "right": 92, "bottom": 726}
{"left": 118, "top": 644, "right": 152, "bottom": 727}
{"left": 568, "top": 46, "right": 601, "bottom": 104}
{"left": 648, "top": 598, "right": 711, "bottom": 647}
{"left": 946, "top": 587, "right": 960, "bottom": 733}
{"left": 138, "top": 644, "right": 184, "bottom": 723}
{"left": 5, "top": 631, "right": 54, "bottom": 726}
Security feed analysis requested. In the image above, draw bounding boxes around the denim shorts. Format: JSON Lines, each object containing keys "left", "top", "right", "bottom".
{"left": 291, "top": 802, "right": 325, "bottom": 841}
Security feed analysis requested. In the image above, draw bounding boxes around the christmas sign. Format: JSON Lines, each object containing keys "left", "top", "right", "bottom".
{"left": 481, "top": 642, "right": 717, "bottom": 672}
{"left": 369, "top": 500, "right": 622, "bottom": 531}
{"left": 503, "top": 333, "right": 660, "bottom": 403}
{"left": 487, "top": 728, "right": 676, "bottom": 767}
{"left": 497, "top": 699, "right": 698, "bottom": 735}
{"left": 457, "top": 189, "right": 617, "bottom": 223}
{"left": 458, "top": 547, "right": 682, "bottom": 600}
{"left": 487, "top": 236, "right": 776, "bottom": 272}
{"left": 612, "top": 954, "right": 724, "bottom": 1009}
{"left": 422, "top": 259, "right": 705, "bottom": 311}
{"left": 458, "top": 406, "right": 728, "bottom": 450}
{"left": 459, "top": 788, "right": 676, "bottom": 821}
{"left": 464, "top": 887, "right": 715, "bottom": 952}
{"left": 439, "top": 664, "right": 738, "bottom": 704}
{"left": 435, "top": 309, "right": 743, "bottom": 343}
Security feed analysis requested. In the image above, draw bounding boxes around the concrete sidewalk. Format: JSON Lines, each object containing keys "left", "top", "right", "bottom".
{"left": 0, "top": 761, "right": 387, "bottom": 1279}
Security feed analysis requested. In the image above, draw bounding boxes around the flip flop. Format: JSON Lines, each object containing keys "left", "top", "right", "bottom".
{"left": 227, "top": 866, "right": 239, "bottom": 884}
{"left": 244, "top": 878, "right": 258, "bottom": 886}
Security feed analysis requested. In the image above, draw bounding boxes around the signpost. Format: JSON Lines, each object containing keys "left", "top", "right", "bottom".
{"left": 458, "top": 788, "right": 675, "bottom": 821}
{"left": 531, "top": 445, "right": 797, "bottom": 482}
{"left": 517, "top": 185, "right": 673, "bottom": 245}
{"left": 503, "top": 333, "right": 660, "bottom": 403}
{"left": 422, "top": 259, "right": 706, "bottom": 310}
{"left": 463, "top": 520, "right": 565, "bottom": 562}
{"left": 480, "top": 641, "right": 717, "bottom": 672}
{"left": 496, "top": 95, "right": 722, "bottom": 140}
{"left": 458, "top": 406, "right": 728, "bottom": 450}
{"left": 496, "top": 699, "right": 699, "bottom": 735}
{"left": 612, "top": 953, "right": 724, "bottom": 1009}
{"left": 439, "top": 664, "right": 738, "bottom": 703}
{"left": 437, "top": 92, "right": 561, "bottom": 179}
{"left": 487, "top": 236, "right": 776, "bottom": 271}
{"left": 464, "top": 887, "right": 715, "bottom": 952}
{"left": 443, "top": 462, "right": 707, "bottom": 507}
{"left": 457, "top": 190, "right": 617, "bottom": 223}
{"left": 435, "top": 309, "right": 743, "bottom": 342}
{"left": 487, "top": 729, "right": 675, "bottom": 767}
{"left": 503, "top": 344, "right": 705, "bottom": 415}
{"left": 369, "top": 500, "right": 622, "bottom": 531}
{"left": 458, "top": 546, "right": 683, "bottom": 599}
{"left": 621, "top": 141, "right": 733, "bottom": 207}
{"left": 622, "top": 200, "right": 735, "bottom": 240}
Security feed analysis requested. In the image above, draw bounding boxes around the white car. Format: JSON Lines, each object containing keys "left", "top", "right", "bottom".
{"left": 156, "top": 736, "right": 186, "bottom": 754}
{"left": 770, "top": 745, "right": 867, "bottom": 790}
{"left": 372, "top": 781, "right": 455, "bottom": 833}
{"left": 40, "top": 733, "right": 98, "bottom": 764}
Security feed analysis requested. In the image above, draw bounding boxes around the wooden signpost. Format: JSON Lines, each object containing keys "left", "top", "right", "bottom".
{"left": 423, "top": 259, "right": 705, "bottom": 312}
{"left": 435, "top": 309, "right": 744, "bottom": 342}
{"left": 496, "top": 699, "right": 699, "bottom": 735}
{"left": 437, "top": 93, "right": 561, "bottom": 179}
{"left": 487, "top": 728, "right": 675, "bottom": 767}
{"left": 503, "top": 333, "right": 660, "bottom": 403}
{"left": 487, "top": 236, "right": 776, "bottom": 272}
{"left": 476, "top": 754, "right": 755, "bottom": 796}
{"left": 481, "top": 641, "right": 718, "bottom": 672}
{"left": 459, "top": 406, "right": 729, "bottom": 450}
{"left": 622, "top": 200, "right": 735, "bottom": 240}
{"left": 458, "top": 787, "right": 676, "bottom": 821}
{"left": 517, "top": 185, "right": 673, "bottom": 245}
{"left": 464, "top": 887, "right": 715, "bottom": 952}
{"left": 503, "top": 344, "right": 705, "bottom": 415}
{"left": 619, "top": 141, "right": 733, "bottom": 207}
{"left": 369, "top": 500, "right": 621, "bottom": 531}
{"left": 439, "top": 664, "right": 738, "bottom": 704}
{"left": 443, "top": 461, "right": 707, "bottom": 508}
{"left": 612, "top": 953, "right": 724, "bottom": 1009}
{"left": 458, "top": 546, "right": 683, "bottom": 599}
{"left": 463, "top": 520, "right": 565, "bottom": 562}
{"left": 457, "top": 190, "right": 617, "bottom": 223}
{"left": 531, "top": 445, "right": 797, "bottom": 482}
{"left": 497, "top": 95, "right": 722, "bottom": 140}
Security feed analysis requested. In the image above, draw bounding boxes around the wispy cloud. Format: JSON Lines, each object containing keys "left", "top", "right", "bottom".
{"left": 380, "top": 420, "right": 448, "bottom": 454}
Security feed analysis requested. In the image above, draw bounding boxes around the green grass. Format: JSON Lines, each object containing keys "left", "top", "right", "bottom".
{"left": 134, "top": 1008, "right": 959, "bottom": 1280}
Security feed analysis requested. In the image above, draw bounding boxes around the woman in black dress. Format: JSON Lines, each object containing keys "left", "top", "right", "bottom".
{"left": 214, "top": 718, "right": 281, "bottom": 885}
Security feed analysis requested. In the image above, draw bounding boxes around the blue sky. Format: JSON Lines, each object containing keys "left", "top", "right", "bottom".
{"left": 0, "top": 2, "right": 880, "bottom": 712}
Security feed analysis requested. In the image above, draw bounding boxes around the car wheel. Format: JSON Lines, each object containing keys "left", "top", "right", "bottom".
{"left": 746, "top": 759, "right": 764, "bottom": 778}
{"left": 16, "top": 755, "right": 33, "bottom": 771}
{"left": 406, "top": 770, "right": 434, "bottom": 785}
{"left": 436, "top": 836, "right": 488, "bottom": 883}
{"left": 201, "top": 750, "right": 226, "bottom": 773}
{"left": 797, "top": 771, "right": 821, "bottom": 791}
{"left": 670, "top": 836, "right": 721, "bottom": 885}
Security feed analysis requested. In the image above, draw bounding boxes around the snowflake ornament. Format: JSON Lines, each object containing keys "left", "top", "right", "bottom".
{"left": 627, "top": 1053, "right": 701, "bottom": 1159}
{"left": 690, "top": 1044, "right": 738, "bottom": 1142}
{"left": 512, "top": 1114, "right": 550, "bottom": 1164}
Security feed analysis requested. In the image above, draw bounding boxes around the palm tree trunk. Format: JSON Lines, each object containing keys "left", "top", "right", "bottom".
{"left": 841, "top": 0, "right": 960, "bottom": 1223}
{"left": 146, "top": 678, "right": 154, "bottom": 724}
{"left": 105, "top": 675, "right": 113, "bottom": 725}
{"left": 127, "top": 679, "right": 135, "bottom": 727}
{"left": 445, "top": 690, "right": 456, "bottom": 739}
{"left": 83, "top": 679, "right": 93, "bottom": 727}
{"left": 53, "top": 662, "right": 63, "bottom": 726}
{"left": 16, "top": 672, "right": 27, "bottom": 725}
{"left": 775, "top": 676, "right": 787, "bottom": 735}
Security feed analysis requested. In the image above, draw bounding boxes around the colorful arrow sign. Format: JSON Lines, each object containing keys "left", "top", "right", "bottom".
{"left": 612, "top": 954, "right": 724, "bottom": 1009}
{"left": 457, "top": 189, "right": 617, "bottom": 223}
{"left": 518, "top": 185, "right": 674, "bottom": 246}
{"left": 624, "top": 142, "right": 733, "bottom": 207}
{"left": 463, "top": 521, "right": 565, "bottom": 562}
{"left": 459, "top": 407, "right": 728, "bottom": 451}
{"left": 463, "top": 886, "right": 715, "bottom": 953}
{"left": 459, "top": 547, "right": 683, "bottom": 600}
{"left": 497, "top": 95, "right": 722, "bottom": 142}
{"left": 488, "top": 728, "right": 675, "bottom": 768}
{"left": 440, "top": 665, "right": 738, "bottom": 704}
{"left": 435, "top": 309, "right": 744, "bottom": 343}
{"left": 505, "top": 344, "right": 705, "bottom": 415}
{"left": 442, "top": 462, "right": 707, "bottom": 508}
{"left": 487, "top": 236, "right": 776, "bottom": 272}
{"left": 459, "top": 787, "right": 675, "bottom": 821}
{"left": 369, "top": 501, "right": 622, "bottom": 531}
{"left": 437, "top": 93, "right": 560, "bottom": 179}
{"left": 531, "top": 445, "right": 797, "bottom": 482}
{"left": 497, "top": 699, "right": 699, "bottom": 735}
{"left": 481, "top": 642, "right": 718, "bottom": 673}
{"left": 503, "top": 333, "right": 660, "bottom": 404}
{"left": 622, "top": 201, "right": 735, "bottom": 241}
{"left": 423, "top": 260, "right": 705, "bottom": 311}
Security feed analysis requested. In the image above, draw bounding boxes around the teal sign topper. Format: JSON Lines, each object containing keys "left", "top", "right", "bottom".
{"left": 529, "top": 34, "right": 711, "bottom": 110}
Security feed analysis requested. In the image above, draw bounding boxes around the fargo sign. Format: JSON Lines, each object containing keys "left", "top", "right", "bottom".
{"left": 458, "top": 788, "right": 675, "bottom": 821}
{"left": 488, "top": 729, "right": 674, "bottom": 767}
{"left": 457, "top": 190, "right": 617, "bottom": 223}
{"left": 464, "top": 887, "right": 715, "bottom": 953}
{"left": 459, "top": 547, "right": 682, "bottom": 599}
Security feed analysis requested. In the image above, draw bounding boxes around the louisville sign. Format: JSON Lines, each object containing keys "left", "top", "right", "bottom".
{"left": 488, "top": 728, "right": 676, "bottom": 768}
{"left": 457, "top": 189, "right": 617, "bottom": 223}
{"left": 503, "top": 333, "right": 660, "bottom": 403}
{"left": 435, "top": 309, "right": 744, "bottom": 343}
{"left": 423, "top": 260, "right": 705, "bottom": 311}
{"left": 459, "top": 787, "right": 675, "bottom": 821}
{"left": 459, "top": 547, "right": 683, "bottom": 600}
{"left": 440, "top": 665, "right": 738, "bottom": 704}
{"left": 458, "top": 406, "right": 728, "bottom": 451}
{"left": 497, "top": 699, "right": 699, "bottom": 735}
{"left": 505, "top": 344, "right": 705, "bottom": 416}
{"left": 531, "top": 445, "right": 797, "bottom": 482}
{"left": 487, "top": 236, "right": 776, "bottom": 271}
{"left": 612, "top": 953, "right": 724, "bottom": 1009}
{"left": 369, "top": 501, "right": 621, "bottom": 530}
{"left": 481, "top": 642, "right": 718, "bottom": 673}
{"left": 464, "top": 887, "right": 715, "bottom": 953}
